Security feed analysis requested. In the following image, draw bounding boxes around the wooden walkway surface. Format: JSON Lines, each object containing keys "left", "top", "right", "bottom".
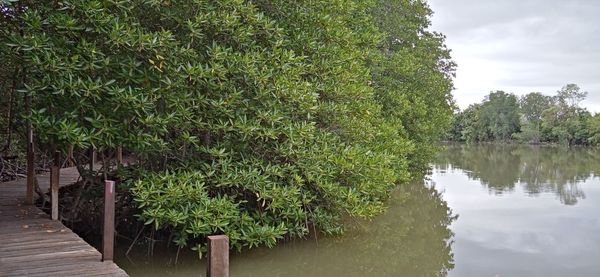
{"left": 0, "top": 166, "right": 128, "bottom": 276}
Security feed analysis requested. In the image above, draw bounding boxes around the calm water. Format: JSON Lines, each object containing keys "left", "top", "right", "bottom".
{"left": 116, "top": 145, "right": 600, "bottom": 276}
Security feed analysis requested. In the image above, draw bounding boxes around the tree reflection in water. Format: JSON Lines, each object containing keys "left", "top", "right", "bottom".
{"left": 228, "top": 183, "right": 457, "bottom": 277}
{"left": 436, "top": 144, "right": 599, "bottom": 205}
{"left": 117, "top": 183, "right": 457, "bottom": 277}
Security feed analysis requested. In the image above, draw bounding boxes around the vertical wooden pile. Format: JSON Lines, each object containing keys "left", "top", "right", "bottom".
{"left": 207, "top": 235, "right": 229, "bottom": 277}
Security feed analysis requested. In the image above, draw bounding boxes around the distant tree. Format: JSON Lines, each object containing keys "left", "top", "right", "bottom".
{"left": 556, "top": 84, "right": 587, "bottom": 109}
{"left": 515, "top": 92, "right": 552, "bottom": 144}
{"left": 447, "top": 84, "right": 594, "bottom": 146}
{"left": 446, "top": 111, "right": 465, "bottom": 142}
{"left": 447, "top": 104, "right": 483, "bottom": 143}
{"left": 587, "top": 114, "right": 600, "bottom": 145}
{"left": 541, "top": 84, "right": 590, "bottom": 145}
{"left": 478, "top": 91, "right": 520, "bottom": 141}
{"left": 520, "top": 92, "right": 553, "bottom": 123}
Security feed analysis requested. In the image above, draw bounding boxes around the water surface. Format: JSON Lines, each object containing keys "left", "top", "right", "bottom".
{"left": 116, "top": 145, "right": 600, "bottom": 276}
{"left": 436, "top": 144, "right": 600, "bottom": 276}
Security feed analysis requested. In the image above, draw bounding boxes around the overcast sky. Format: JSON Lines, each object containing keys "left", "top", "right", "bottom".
{"left": 427, "top": 0, "right": 600, "bottom": 112}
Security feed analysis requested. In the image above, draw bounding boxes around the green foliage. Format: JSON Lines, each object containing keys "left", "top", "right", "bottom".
{"left": 2, "top": 0, "right": 454, "bottom": 253}
{"left": 540, "top": 85, "right": 592, "bottom": 145}
{"left": 477, "top": 91, "right": 520, "bottom": 141}
{"left": 556, "top": 83, "right": 587, "bottom": 108}
{"left": 132, "top": 171, "right": 288, "bottom": 250}
{"left": 587, "top": 115, "right": 600, "bottom": 145}
{"left": 447, "top": 104, "right": 482, "bottom": 143}
{"left": 449, "top": 84, "right": 598, "bottom": 146}
{"left": 447, "top": 91, "right": 520, "bottom": 142}
{"left": 514, "top": 92, "right": 552, "bottom": 143}
{"left": 520, "top": 92, "right": 552, "bottom": 123}
{"left": 372, "top": 0, "right": 456, "bottom": 172}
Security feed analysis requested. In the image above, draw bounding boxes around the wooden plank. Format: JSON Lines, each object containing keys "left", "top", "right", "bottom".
{"left": 5, "top": 260, "right": 127, "bottom": 276}
{"left": 0, "top": 163, "right": 129, "bottom": 276}
{"left": 3, "top": 236, "right": 78, "bottom": 247}
{"left": 5, "top": 250, "right": 99, "bottom": 261}
{"left": 1, "top": 238, "right": 88, "bottom": 251}
{"left": 4, "top": 255, "right": 101, "bottom": 270}
{"left": 1, "top": 249, "right": 100, "bottom": 264}
{"left": 1, "top": 244, "right": 93, "bottom": 256}
{"left": 3, "top": 264, "right": 128, "bottom": 277}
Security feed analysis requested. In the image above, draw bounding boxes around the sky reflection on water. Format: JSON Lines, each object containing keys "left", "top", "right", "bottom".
{"left": 434, "top": 145, "right": 600, "bottom": 277}
{"left": 116, "top": 145, "right": 600, "bottom": 276}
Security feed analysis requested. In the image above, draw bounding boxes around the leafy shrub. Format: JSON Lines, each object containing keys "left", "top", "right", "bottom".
{"left": 1, "top": 0, "right": 454, "bottom": 253}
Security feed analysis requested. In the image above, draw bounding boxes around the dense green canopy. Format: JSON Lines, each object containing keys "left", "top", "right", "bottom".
{"left": 1, "top": 0, "right": 454, "bottom": 252}
{"left": 449, "top": 84, "right": 600, "bottom": 146}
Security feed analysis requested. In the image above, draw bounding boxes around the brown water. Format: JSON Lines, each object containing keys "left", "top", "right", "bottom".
{"left": 115, "top": 144, "right": 600, "bottom": 276}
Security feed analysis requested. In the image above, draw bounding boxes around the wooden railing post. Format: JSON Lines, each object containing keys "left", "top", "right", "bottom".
{"left": 116, "top": 146, "right": 123, "bottom": 165}
{"left": 51, "top": 151, "right": 60, "bottom": 220}
{"left": 25, "top": 88, "right": 35, "bottom": 205}
{"left": 90, "top": 147, "right": 96, "bottom": 171}
{"left": 25, "top": 143, "right": 35, "bottom": 205}
{"left": 25, "top": 139, "right": 35, "bottom": 205}
{"left": 102, "top": 180, "right": 115, "bottom": 262}
{"left": 67, "top": 144, "right": 74, "bottom": 167}
{"left": 207, "top": 235, "right": 229, "bottom": 277}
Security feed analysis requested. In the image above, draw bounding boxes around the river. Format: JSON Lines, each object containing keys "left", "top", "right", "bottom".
{"left": 115, "top": 144, "right": 600, "bottom": 276}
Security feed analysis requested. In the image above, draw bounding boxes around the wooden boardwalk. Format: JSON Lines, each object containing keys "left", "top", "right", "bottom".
{"left": 0, "top": 166, "right": 128, "bottom": 276}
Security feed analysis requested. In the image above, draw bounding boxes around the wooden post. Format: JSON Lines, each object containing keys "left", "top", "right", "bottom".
{"left": 51, "top": 151, "right": 60, "bottom": 220}
{"left": 90, "top": 147, "right": 96, "bottom": 171}
{"left": 116, "top": 146, "right": 123, "bottom": 165}
{"left": 207, "top": 235, "right": 229, "bottom": 277}
{"left": 25, "top": 87, "right": 34, "bottom": 205}
{"left": 67, "top": 144, "right": 74, "bottom": 167}
{"left": 102, "top": 180, "right": 115, "bottom": 262}
{"left": 25, "top": 131, "right": 34, "bottom": 205}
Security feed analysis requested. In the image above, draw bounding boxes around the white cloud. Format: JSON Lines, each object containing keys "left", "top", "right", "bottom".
{"left": 427, "top": 0, "right": 600, "bottom": 112}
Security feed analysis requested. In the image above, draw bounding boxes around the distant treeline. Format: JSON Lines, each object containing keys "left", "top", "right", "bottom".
{"left": 447, "top": 84, "right": 600, "bottom": 145}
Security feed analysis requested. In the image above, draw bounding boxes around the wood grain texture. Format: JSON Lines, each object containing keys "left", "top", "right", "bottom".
{"left": 207, "top": 235, "right": 229, "bottom": 277}
{"left": 102, "top": 180, "right": 115, "bottom": 261}
{"left": 0, "top": 165, "right": 128, "bottom": 276}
